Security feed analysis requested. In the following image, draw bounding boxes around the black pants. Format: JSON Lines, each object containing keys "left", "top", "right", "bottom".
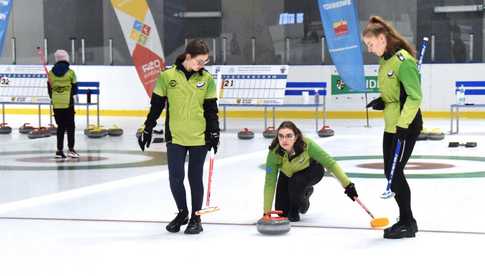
{"left": 275, "top": 160, "right": 325, "bottom": 217}
{"left": 383, "top": 131, "right": 418, "bottom": 223}
{"left": 166, "top": 143, "right": 208, "bottom": 216}
{"left": 53, "top": 107, "right": 75, "bottom": 151}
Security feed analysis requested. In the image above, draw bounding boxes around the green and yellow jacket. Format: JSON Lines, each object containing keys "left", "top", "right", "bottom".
{"left": 263, "top": 137, "right": 351, "bottom": 212}
{"left": 144, "top": 58, "right": 219, "bottom": 146}
{"left": 48, "top": 61, "right": 77, "bottom": 109}
{"left": 379, "top": 49, "right": 423, "bottom": 133}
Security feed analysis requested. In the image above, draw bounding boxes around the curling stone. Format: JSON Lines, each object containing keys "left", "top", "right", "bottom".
{"left": 152, "top": 128, "right": 165, "bottom": 143}
{"left": 0, "top": 123, "right": 12, "bottom": 134}
{"left": 262, "top": 126, "right": 277, "bottom": 139}
{"left": 256, "top": 211, "right": 291, "bottom": 235}
{"left": 108, "top": 124, "right": 123, "bottom": 136}
{"left": 47, "top": 124, "right": 57, "bottom": 135}
{"left": 237, "top": 128, "right": 255, "bottom": 140}
{"left": 448, "top": 141, "right": 477, "bottom": 148}
{"left": 317, "top": 125, "right": 335, "bottom": 138}
{"left": 28, "top": 127, "right": 51, "bottom": 139}
{"left": 19, "top": 123, "right": 34, "bottom": 134}
{"left": 427, "top": 128, "right": 445, "bottom": 141}
{"left": 84, "top": 125, "right": 108, "bottom": 138}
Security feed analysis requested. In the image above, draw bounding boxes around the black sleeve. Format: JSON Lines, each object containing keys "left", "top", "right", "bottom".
{"left": 203, "top": 98, "right": 220, "bottom": 133}
{"left": 47, "top": 82, "right": 52, "bottom": 98}
{"left": 144, "top": 93, "right": 167, "bottom": 131}
{"left": 71, "top": 82, "right": 78, "bottom": 95}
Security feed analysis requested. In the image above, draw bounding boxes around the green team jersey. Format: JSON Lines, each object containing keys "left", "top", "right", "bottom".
{"left": 48, "top": 69, "right": 76, "bottom": 109}
{"left": 378, "top": 49, "right": 422, "bottom": 133}
{"left": 152, "top": 66, "right": 216, "bottom": 146}
{"left": 263, "top": 137, "right": 351, "bottom": 212}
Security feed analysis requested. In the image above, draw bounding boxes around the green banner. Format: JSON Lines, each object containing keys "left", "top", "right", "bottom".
{"left": 331, "top": 75, "right": 379, "bottom": 95}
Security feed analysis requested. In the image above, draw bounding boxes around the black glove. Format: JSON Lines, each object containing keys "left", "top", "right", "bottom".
{"left": 344, "top": 183, "right": 358, "bottom": 201}
{"left": 395, "top": 126, "right": 408, "bottom": 142}
{"left": 206, "top": 131, "right": 220, "bottom": 154}
{"left": 138, "top": 129, "right": 152, "bottom": 151}
{"left": 366, "top": 97, "right": 385, "bottom": 110}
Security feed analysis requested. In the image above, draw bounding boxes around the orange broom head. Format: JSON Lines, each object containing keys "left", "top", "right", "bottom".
{"left": 370, "top": 217, "right": 389, "bottom": 229}
{"left": 195, "top": 206, "right": 220, "bottom": 216}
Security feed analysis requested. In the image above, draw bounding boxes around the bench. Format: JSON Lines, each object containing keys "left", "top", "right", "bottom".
{"left": 450, "top": 81, "right": 485, "bottom": 134}
{"left": 76, "top": 81, "right": 101, "bottom": 127}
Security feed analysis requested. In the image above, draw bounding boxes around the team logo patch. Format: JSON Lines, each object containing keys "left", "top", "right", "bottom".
{"left": 196, "top": 81, "right": 206, "bottom": 88}
{"left": 169, "top": 80, "right": 177, "bottom": 87}
{"left": 387, "top": 70, "right": 394, "bottom": 77}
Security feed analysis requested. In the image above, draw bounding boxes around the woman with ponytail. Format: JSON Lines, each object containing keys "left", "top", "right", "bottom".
{"left": 363, "top": 16, "right": 422, "bottom": 239}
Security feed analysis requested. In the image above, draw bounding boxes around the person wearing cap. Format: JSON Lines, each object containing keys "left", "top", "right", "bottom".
{"left": 48, "top": 49, "right": 79, "bottom": 159}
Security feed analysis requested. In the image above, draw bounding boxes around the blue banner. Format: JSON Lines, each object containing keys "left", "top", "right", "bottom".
{"left": 317, "top": 0, "right": 365, "bottom": 91}
{"left": 0, "top": 0, "right": 12, "bottom": 56}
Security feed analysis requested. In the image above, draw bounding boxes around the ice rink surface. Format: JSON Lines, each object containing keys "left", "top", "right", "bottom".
{"left": 1, "top": 115, "right": 484, "bottom": 276}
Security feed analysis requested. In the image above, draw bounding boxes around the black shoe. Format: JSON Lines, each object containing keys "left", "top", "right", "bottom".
{"left": 184, "top": 216, "right": 203, "bottom": 234}
{"left": 411, "top": 218, "right": 418, "bottom": 233}
{"left": 166, "top": 210, "right": 189, "bottom": 233}
{"left": 287, "top": 209, "right": 300, "bottom": 222}
{"left": 55, "top": 150, "right": 66, "bottom": 159}
{"left": 383, "top": 220, "right": 417, "bottom": 239}
{"left": 299, "top": 186, "right": 314, "bottom": 214}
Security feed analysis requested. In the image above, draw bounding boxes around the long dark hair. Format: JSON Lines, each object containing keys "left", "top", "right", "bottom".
{"left": 176, "top": 39, "right": 210, "bottom": 63}
{"left": 362, "top": 16, "right": 416, "bottom": 58}
{"left": 269, "top": 121, "right": 305, "bottom": 154}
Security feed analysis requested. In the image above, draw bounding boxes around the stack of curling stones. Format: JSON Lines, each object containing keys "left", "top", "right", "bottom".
{"left": 237, "top": 128, "right": 255, "bottom": 140}
{"left": 262, "top": 126, "right": 277, "bottom": 139}
{"left": 84, "top": 124, "right": 108, "bottom": 138}
{"left": 256, "top": 210, "right": 291, "bottom": 235}
{"left": 417, "top": 128, "right": 445, "bottom": 141}
{"left": 0, "top": 123, "right": 12, "bottom": 134}
{"left": 28, "top": 127, "right": 51, "bottom": 139}
{"left": 317, "top": 125, "right": 335, "bottom": 138}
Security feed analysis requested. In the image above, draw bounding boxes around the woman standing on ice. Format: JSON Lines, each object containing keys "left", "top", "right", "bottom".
{"left": 263, "top": 121, "right": 358, "bottom": 222}
{"left": 363, "top": 16, "right": 423, "bottom": 239}
{"left": 138, "top": 39, "right": 220, "bottom": 234}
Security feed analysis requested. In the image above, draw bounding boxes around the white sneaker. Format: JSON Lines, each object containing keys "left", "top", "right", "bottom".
{"left": 67, "top": 149, "right": 80, "bottom": 158}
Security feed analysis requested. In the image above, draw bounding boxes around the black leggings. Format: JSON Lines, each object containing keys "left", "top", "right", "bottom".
{"left": 275, "top": 160, "right": 325, "bottom": 216}
{"left": 383, "top": 131, "right": 418, "bottom": 223}
{"left": 166, "top": 143, "right": 208, "bottom": 216}
{"left": 53, "top": 107, "right": 75, "bottom": 151}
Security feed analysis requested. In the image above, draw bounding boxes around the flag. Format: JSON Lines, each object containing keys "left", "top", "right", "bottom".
{"left": 111, "top": 0, "right": 165, "bottom": 97}
{"left": 317, "top": 0, "right": 365, "bottom": 91}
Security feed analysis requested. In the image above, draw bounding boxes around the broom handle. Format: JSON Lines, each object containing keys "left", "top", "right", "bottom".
{"left": 354, "top": 197, "right": 375, "bottom": 219}
{"left": 37, "top": 47, "right": 51, "bottom": 86}
{"left": 206, "top": 150, "right": 215, "bottom": 207}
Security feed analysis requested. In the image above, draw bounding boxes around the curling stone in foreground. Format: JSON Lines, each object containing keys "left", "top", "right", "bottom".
{"left": 237, "top": 128, "right": 255, "bottom": 140}
{"left": 256, "top": 210, "right": 291, "bottom": 235}
{"left": 47, "top": 124, "right": 58, "bottom": 135}
{"left": 262, "top": 126, "right": 277, "bottom": 138}
{"left": 0, "top": 123, "right": 12, "bottom": 134}
{"left": 317, "top": 125, "right": 335, "bottom": 138}
{"left": 19, "top": 123, "right": 34, "bottom": 134}
{"left": 108, "top": 124, "right": 123, "bottom": 136}
{"left": 416, "top": 128, "right": 428, "bottom": 141}
{"left": 28, "top": 127, "right": 51, "bottom": 139}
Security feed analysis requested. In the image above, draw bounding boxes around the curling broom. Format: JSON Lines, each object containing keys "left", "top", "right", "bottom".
{"left": 195, "top": 149, "right": 220, "bottom": 215}
{"left": 354, "top": 197, "right": 389, "bottom": 228}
